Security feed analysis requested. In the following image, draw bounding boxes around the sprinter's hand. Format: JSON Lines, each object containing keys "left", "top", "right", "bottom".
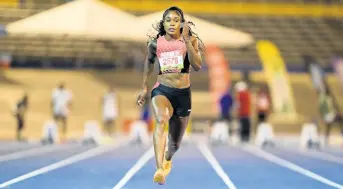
{"left": 181, "top": 21, "right": 191, "bottom": 41}
{"left": 136, "top": 89, "right": 147, "bottom": 107}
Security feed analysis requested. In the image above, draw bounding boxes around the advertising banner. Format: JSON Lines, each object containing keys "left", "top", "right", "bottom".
{"left": 256, "top": 40, "right": 296, "bottom": 115}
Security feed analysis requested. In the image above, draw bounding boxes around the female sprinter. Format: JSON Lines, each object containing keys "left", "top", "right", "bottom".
{"left": 136, "top": 6, "right": 204, "bottom": 185}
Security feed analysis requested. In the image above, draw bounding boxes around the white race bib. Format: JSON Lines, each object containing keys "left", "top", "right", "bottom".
{"left": 159, "top": 50, "right": 184, "bottom": 73}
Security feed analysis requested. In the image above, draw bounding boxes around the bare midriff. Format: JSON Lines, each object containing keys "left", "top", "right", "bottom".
{"left": 157, "top": 73, "right": 190, "bottom": 89}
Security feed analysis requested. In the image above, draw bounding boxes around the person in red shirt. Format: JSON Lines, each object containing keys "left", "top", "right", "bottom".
{"left": 235, "top": 81, "right": 251, "bottom": 142}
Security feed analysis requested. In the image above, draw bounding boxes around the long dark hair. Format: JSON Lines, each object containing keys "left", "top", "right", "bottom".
{"left": 147, "top": 6, "right": 205, "bottom": 52}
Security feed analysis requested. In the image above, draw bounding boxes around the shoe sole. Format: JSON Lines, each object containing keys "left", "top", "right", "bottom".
{"left": 154, "top": 172, "right": 165, "bottom": 185}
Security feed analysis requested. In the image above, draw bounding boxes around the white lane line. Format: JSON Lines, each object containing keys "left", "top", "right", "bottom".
{"left": 0, "top": 143, "right": 36, "bottom": 151}
{"left": 242, "top": 145, "right": 343, "bottom": 189}
{"left": 0, "top": 140, "right": 129, "bottom": 188}
{"left": 197, "top": 143, "right": 238, "bottom": 189}
{"left": 0, "top": 144, "right": 80, "bottom": 163}
{"left": 112, "top": 147, "right": 154, "bottom": 189}
{"left": 284, "top": 147, "right": 343, "bottom": 164}
{"left": 304, "top": 150, "right": 343, "bottom": 164}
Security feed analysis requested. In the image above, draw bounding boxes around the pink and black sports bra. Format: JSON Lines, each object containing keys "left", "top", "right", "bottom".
{"left": 156, "top": 35, "right": 190, "bottom": 75}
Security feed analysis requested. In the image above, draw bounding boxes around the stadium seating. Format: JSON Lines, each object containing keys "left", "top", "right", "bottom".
{"left": 0, "top": 0, "right": 18, "bottom": 8}
{"left": 194, "top": 14, "right": 343, "bottom": 67}
{"left": 0, "top": 36, "right": 135, "bottom": 61}
{"left": 0, "top": 8, "right": 33, "bottom": 24}
{"left": 0, "top": 0, "right": 342, "bottom": 67}
{"left": 0, "top": 14, "right": 342, "bottom": 68}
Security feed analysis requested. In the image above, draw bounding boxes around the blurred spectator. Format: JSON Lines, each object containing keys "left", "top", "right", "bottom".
{"left": 219, "top": 91, "right": 234, "bottom": 122}
{"left": 235, "top": 81, "right": 251, "bottom": 142}
{"left": 51, "top": 82, "right": 73, "bottom": 140}
{"left": 256, "top": 87, "right": 271, "bottom": 124}
{"left": 13, "top": 93, "right": 28, "bottom": 141}
{"left": 219, "top": 90, "right": 234, "bottom": 136}
{"left": 318, "top": 90, "right": 343, "bottom": 145}
{"left": 102, "top": 87, "right": 119, "bottom": 137}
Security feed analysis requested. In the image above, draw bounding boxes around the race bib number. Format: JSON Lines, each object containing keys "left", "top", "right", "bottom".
{"left": 159, "top": 51, "right": 184, "bottom": 73}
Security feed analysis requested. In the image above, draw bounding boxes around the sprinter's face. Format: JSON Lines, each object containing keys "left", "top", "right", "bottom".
{"left": 163, "top": 11, "right": 182, "bottom": 37}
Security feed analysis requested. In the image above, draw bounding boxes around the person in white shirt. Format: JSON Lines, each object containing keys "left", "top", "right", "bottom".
{"left": 51, "top": 83, "right": 72, "bottom": 139}
{"left": 102, "top": 87, "right": 118, "bottom": 136}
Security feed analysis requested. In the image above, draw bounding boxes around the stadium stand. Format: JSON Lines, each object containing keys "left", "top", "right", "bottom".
{"left": 195, "top": 14, "right": 343, "bottom": 67}
{"left": 0, "top": 16, "right": 342, "bottom": 68}
{"left": 0, "top": 1, "right": 342, "bottom": 68}
{"left": 0, "top": 0, "right": 19, "bottom": 8}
